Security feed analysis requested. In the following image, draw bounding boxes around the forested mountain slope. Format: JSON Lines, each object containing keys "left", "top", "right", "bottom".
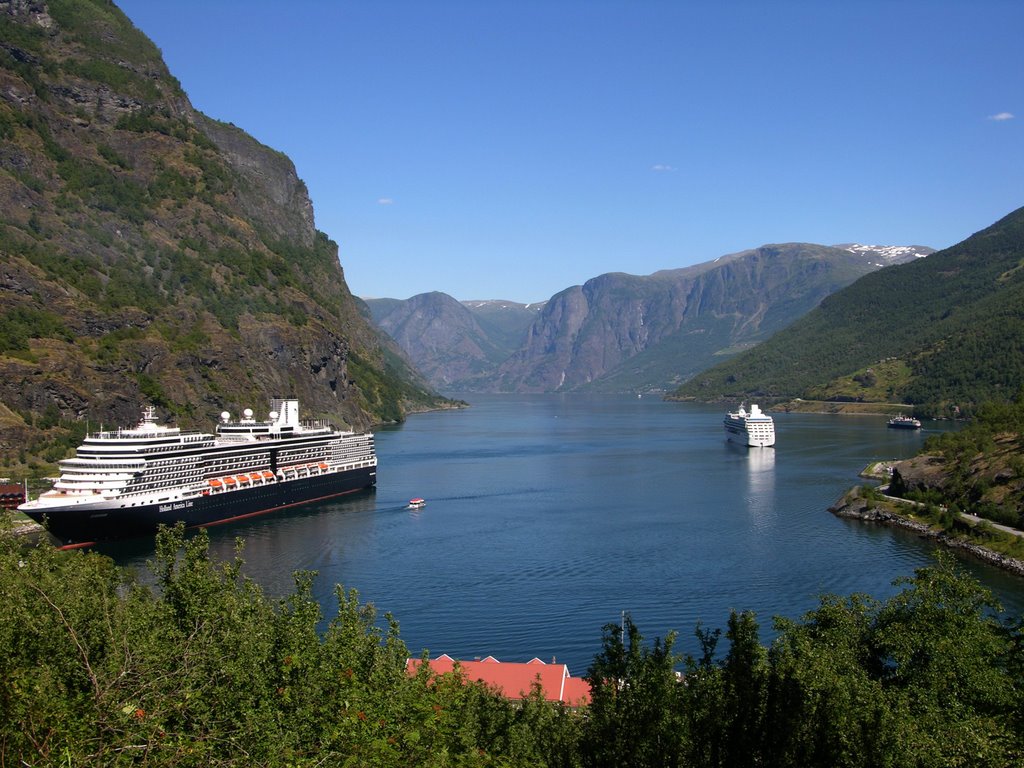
{"left": 0, "top": 0, "right": 444, "bottom": 467}
{"left": 672, "top": 206, "right": 1024, "bottom": 417}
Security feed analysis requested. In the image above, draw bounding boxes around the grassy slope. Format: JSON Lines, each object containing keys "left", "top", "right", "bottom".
{"left": 671, "top": 206, "right": 1024, "bottom": 416}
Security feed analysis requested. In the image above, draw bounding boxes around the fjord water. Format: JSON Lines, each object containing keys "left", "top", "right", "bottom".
{"left": 105, "top": 395, "right": 1023, "bottom": 673}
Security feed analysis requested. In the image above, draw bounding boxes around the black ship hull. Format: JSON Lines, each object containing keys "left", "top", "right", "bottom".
{"left": 28, "top": 466, "right": 376, "bottom": 545}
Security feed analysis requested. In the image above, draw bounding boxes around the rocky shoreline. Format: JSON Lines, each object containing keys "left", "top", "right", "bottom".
{"left": 829, "top": 490, "right": 1024, "bottom": 578}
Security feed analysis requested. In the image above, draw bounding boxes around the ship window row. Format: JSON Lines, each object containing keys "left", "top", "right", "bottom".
{"left": 204, "top": 453, "right": 269, "bottom": 465}
{"left": 137, "top": 471, "right": 199, "bottom": 483}
{"left": 143, "top": 461, "right": 202, "bottom": 473}
{"left": 334, "top": 452, "right": 372, "bottom": 462}
{"left": 279, "top": 448, "right": 328, "bottom": 461}
{"left": 141, "top": 443, "right": 211, "bottom": 452}
{"left": 66, "top": 463, "right": 145, "bottom": 471}
{"left": 335, "top": 442, "right": 373, "bottom": 453}
{"left": 60, "top": 468, "right": 138, "bottom": 477}
{"left": 85, "top": 438, "right": 185, "bottom": 447}
{"left": 130, "top": 479, "right": 198, "bottom": 493}
{"left": 138, "top": 468, "right": 200, "bottom": 480}
{"left": 130, "top": 474, "right": 200, "bottom": 489}
{"left": 204, "top": 458, "right": 271, "bottom": 472}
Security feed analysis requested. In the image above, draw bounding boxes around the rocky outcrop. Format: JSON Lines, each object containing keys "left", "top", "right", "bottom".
{"left": 887, "top": 455, "right": 949, "bottom": 497}
{"left": 193, "top": 113, "right": 315, "bottom": 247}
{"left": 829, "top": 490, "right": 935, "bottom": 534}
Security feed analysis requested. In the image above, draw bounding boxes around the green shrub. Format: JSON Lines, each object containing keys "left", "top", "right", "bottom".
{"left": 0, "top": 307, "right": 73, "bottom": 353}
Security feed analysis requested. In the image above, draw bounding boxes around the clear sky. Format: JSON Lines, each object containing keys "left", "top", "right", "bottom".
{"left": 115, "top": 0, "right": 1021, "bottom": 303}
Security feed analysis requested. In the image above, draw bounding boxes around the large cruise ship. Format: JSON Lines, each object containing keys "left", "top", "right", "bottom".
{"left": 20, "top": 399, "right": 376, "bottom": 544}
{"left": 723, "top": 403, "right": 776, "bottom": 447}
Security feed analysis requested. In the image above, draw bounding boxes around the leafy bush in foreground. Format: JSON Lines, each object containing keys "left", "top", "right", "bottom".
{"left": 1, "top": 525, "right": 1021, "bottom": 766}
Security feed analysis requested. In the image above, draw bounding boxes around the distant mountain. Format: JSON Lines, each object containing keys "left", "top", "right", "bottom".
{"left": 366, "top": 244, "right": 928, "bottom": 393}
{"left": 363, "top": 294, "right": 542, "bottom": 389}
{"left": 493, "top": 243, "right": 932, "bottom": 392}
{"left": 460, "top": 299, "right": 548, "bottom": 353}
{"left": 671, "top": 206, "right": 1024, "bottom": 417}
{"left": 0, "top": 1, "right": 446, "bottom": 466}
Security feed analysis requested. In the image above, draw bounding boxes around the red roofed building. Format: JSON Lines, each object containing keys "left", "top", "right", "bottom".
{"left": 407, "top": 654, "right": 591, "bottom": 706}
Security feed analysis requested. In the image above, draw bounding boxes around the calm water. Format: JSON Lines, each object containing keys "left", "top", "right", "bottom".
{"left": 100, "top": 395, "right": 1023, "bottom": 673}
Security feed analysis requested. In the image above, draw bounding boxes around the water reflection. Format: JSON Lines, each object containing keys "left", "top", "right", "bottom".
{"left": 745, "top": 446, "right": 776, "bottom": 527}
{"left": 205, "top": 491, "right": 379, "bottom": 598}
{"left": 97, "top": 490, "right": 378, "bottom": 597}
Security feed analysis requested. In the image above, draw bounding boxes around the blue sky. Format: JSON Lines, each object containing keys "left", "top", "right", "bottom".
{"left": 116, "top": 1, "right": 1022, "bottom": 302}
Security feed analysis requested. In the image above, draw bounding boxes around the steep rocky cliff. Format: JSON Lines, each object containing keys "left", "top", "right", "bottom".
{"left": 0, "top": 0, "right": 443, "bottom": 467}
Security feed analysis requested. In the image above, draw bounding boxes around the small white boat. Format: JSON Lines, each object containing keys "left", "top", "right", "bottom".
{"left": 887, "top": 415, "right": 921, "bottom": 430}
{"left": 408, "top": 497, "right": 426, "bottom": 509}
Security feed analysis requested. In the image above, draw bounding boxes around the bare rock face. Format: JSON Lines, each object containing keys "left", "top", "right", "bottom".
{"left": 494, "top": 286, "right": 591, "bottom": 392}
{"left": 0, "top": 0, "right": 54, "bottom": 31}
{"left": 889, "top": 456, "right": 950, "bottom": 497}
{"left": 193, "top": 113, "right": 316, "bottom": 248}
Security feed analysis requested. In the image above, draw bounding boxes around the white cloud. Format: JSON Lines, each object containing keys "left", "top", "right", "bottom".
{"left": 377, "top": 197, "right": 394, "bottom": 205}
{"left": 651, "top": 164, "right": 676, "bottom": 172}
{"left": 987, "top": 112, "right": 1014, "bottom": 121}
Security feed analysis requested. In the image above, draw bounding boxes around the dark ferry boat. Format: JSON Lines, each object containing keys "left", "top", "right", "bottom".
{"left": 20, "top": 399, "right": 376, "bottom": 544}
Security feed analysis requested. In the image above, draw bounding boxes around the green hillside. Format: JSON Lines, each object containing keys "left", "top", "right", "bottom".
{"left": 671, "top": 206, "right": 1024, "bottom": 417}
{"left": 0, "top": 1, "right": 445, "bottom": 469}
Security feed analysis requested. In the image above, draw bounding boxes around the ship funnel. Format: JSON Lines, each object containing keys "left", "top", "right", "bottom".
{"left": 270, "top": 398, "right": 300, "bottom": 428}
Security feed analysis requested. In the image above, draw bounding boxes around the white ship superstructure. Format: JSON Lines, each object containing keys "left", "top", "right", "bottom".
{"left": 21, "top": 399, "right": 376, "bottom": 543}
{"left": 723, "top": 403, "right": 776, "bottom": 448}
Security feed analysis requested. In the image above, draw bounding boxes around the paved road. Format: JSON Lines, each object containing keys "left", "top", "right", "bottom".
{"left": 874, "top": 484, "right": 1024, "bottom": 540}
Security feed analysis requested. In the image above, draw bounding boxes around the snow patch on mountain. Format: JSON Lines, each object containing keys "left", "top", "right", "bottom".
{"left": 834, "top": 244, "right": 934, "bottom": 265}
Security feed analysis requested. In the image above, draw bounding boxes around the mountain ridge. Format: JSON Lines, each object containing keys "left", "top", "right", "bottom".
{"left": 365, "top": 243, "right": 931, "bottom": 393}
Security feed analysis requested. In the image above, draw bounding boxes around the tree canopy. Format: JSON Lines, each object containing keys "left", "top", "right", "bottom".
{"left": 1, "top": 525, "right": 1021, "bottom": 766}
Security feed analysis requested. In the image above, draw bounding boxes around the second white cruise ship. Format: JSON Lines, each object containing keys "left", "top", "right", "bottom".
{"left": 723, "top": 403, "right": 776, "bottom": 447}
